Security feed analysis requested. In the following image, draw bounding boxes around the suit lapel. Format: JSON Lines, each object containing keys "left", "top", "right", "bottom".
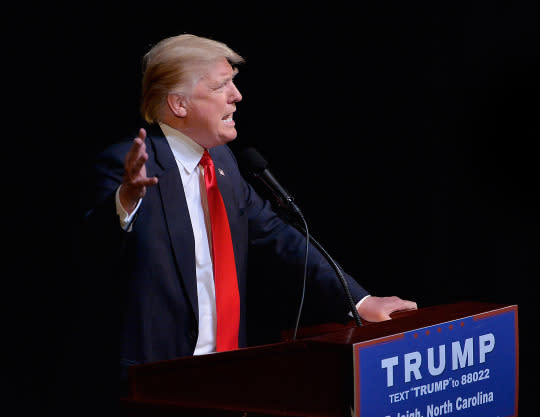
{"left": 147, "top": 125, "right": 199, "bottom": 322}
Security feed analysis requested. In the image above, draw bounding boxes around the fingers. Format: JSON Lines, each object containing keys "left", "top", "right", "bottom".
{"left": 400, "top": 299, "right": 418, "bottom": 311}
{"left": 386, "top": 296, "right": 418, "bottom": 313}
{"left": 125, "top": 128, "right": 146, "bottom": 162}
{"left": 128, "top": 149, "right": 149, "bottom": 181}
{"left": 138, "top": 127, "right": 147, "bottom": 141}
{"left": 124, "top": 128, "right": 158, "bottom": 184}
{"left": 124, "top": 130, "right": 148, "bottom": 179}
{"left": 119, "top": 128, "right": 158, "bottom": 212}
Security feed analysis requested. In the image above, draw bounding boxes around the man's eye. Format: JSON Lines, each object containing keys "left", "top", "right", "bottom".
{"left": 214, "top": 80, "right": 229, "bottom": 90}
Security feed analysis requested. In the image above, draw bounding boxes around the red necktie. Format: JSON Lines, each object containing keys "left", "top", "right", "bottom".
{"left": 199, "top": 150, "right": 240, "bottom": 351}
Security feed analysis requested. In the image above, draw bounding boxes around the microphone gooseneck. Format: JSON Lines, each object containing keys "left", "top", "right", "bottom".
{"left": 293, "top": 222, "right": 363, "bottom": 328}
{"left": 238, "top": 146, "right": 363, "bottom": 331}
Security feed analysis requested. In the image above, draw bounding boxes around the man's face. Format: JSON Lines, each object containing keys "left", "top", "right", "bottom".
{"left": 183, "top": 57, "right": 242, "bottom": 148}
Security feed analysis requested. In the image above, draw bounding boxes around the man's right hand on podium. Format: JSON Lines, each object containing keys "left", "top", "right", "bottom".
{"left": 357, "top": 295, "right": 418, "bottom": 322}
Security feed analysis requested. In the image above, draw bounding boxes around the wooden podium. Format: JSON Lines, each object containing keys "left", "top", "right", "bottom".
{"left": 120, "top": 301, "right": 518, "bottom": 417}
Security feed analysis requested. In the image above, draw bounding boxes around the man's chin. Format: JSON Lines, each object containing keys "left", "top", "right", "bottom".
{"left": 220, "top": 130, "right": 238, "bottom": 144}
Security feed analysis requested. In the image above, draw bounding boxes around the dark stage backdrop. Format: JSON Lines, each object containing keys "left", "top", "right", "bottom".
{"left": 7, "top": 2, "right": 539, "bottom": 415}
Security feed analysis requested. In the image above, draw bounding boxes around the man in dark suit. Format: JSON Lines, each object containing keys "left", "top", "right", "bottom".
{"left": 80, "top": 34, "right": 417, "bottom": 398}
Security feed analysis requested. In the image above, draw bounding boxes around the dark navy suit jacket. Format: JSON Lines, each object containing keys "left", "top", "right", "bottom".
{"left": 81, "top": 123, "right": 369, "bottom": 374}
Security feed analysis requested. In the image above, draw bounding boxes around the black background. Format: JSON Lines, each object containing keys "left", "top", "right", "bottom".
{"left": 7, "top": 2, "right": 539, "bottom": 415}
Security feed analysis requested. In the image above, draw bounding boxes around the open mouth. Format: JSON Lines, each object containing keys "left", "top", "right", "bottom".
{"left": 222, "top": 114, "right": 235, "bottom": 126}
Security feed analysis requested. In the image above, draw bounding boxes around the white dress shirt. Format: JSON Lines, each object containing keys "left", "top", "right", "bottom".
{"left": 116, "top": 122, "right": 217, "bottom": 355}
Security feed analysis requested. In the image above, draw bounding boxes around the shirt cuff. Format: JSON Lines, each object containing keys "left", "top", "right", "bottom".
{"left": 115, "top": 185, "right": 141, "bottom": 231}
{"left": 356, "top": 295, "right": 371, "bottom": 310}
{"left": 348, "top": 295, "right": 371, "bottom": 318}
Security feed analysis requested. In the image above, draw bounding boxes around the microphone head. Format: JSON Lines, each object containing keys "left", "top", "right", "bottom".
{"left": 238, "top": 146, "right": 268, "bottom": 175}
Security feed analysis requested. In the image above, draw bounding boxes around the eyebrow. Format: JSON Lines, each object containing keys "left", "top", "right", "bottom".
{"left": 217, "top": 68, "right": 239, "bottom": 85}
{"left": 206, "top": 67, "right": 240, "bottom": 90}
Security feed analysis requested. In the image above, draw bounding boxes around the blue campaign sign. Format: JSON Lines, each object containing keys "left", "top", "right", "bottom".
{"left": 353, "top": 305, "right": 518, "bottom": 417}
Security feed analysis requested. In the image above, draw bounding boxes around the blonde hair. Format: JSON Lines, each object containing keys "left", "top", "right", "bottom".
{"left": 140, "top": 34, "right": 244, "bottom": 124}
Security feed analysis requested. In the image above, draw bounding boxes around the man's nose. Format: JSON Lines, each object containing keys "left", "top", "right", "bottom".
{"left": 230, "top": 82, "right": 242, "bottom": 102}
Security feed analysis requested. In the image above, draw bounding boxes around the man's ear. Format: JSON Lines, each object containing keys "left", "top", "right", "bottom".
{"left": 166, "top": 94, "right": 188, "bottom": 117}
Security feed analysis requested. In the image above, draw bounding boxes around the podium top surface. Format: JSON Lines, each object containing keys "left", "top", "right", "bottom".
{"left": 306, "top": 300, "right": 512, "bottom": 346}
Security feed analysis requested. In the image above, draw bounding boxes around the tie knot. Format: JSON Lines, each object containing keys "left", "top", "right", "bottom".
{"left": 199, "top": 149, "right": 213, "bottom": 169}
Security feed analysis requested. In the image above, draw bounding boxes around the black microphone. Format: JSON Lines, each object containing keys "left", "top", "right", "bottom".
{"left": 238, "top": 147, "right": 302, "bottom": 216}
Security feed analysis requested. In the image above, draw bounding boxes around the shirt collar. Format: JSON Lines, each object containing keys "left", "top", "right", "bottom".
{"left": 159, "top": 122, "right": 204, "bottom": 174}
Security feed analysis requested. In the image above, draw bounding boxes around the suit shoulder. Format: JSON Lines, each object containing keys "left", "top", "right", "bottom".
{"left": 212, "top": 144, "right": 239, "bottom": 165}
